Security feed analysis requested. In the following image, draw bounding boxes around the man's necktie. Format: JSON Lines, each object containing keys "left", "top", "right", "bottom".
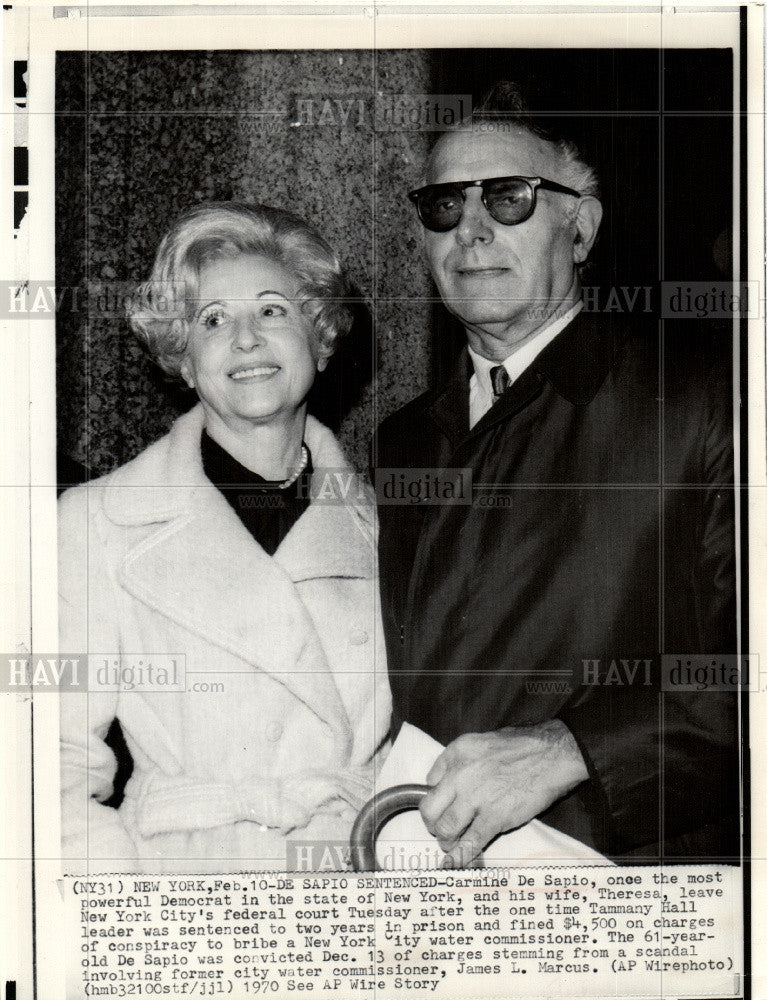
{"left": 490, "top": 364, "right": 510, "bottom": 397}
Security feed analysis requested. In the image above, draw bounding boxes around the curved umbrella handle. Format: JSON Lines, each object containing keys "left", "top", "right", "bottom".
{"left": 350, "top": 783, "right": 485, "bottom": 872}
{"left": 350, "top": 784, "right": 430, "bottom": 872}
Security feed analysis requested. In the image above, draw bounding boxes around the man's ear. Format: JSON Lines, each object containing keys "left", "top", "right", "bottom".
{"left": 571, "top": 197, "right": 603, "bottom": 264}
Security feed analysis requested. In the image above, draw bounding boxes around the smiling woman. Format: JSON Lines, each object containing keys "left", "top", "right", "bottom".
{"left": 179, "top": 254, "right": 326, "bottom": 471}
{"left": 58, "top": 203, "right": 392, "bottom": 873}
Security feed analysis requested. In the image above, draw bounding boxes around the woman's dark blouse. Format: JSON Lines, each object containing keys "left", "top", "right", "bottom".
{"left": 201, "top": 430, "right": 312, "bottom": 556}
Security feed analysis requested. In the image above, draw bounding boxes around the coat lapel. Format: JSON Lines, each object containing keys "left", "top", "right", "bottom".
{"left": 425, "top": 348, "right": 544, "bottom": 448}
{"left": 426, "top": 312, "right": 619, "bottom": 447}
{"left": 101, "top": 406, "right": 364, "bottom": 752}
{"left": 468, "top": 367, "right": 544, "bottom": 439}
{"left": 426, "top": 351, "right": 471, "bottom": 446}
{"left": 272, "top": 418, "right": 376, "bottom": 583}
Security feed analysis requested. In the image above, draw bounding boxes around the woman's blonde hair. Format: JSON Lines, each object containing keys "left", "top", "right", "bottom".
{"left": 128, "top": 202, "right": 354, "bottom": 378}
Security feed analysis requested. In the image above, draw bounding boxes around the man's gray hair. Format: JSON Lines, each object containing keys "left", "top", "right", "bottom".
{"left": 470, "top": 81, "right": 600, "bottom": 200}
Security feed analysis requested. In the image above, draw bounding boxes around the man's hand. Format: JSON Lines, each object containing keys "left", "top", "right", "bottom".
{"left": 419, "top": 720, "right": 589, "bottom": 868}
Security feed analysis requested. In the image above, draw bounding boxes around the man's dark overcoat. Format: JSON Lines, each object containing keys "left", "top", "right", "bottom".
{"left": 375, "top": 311, "right": 739, "bottom": 860}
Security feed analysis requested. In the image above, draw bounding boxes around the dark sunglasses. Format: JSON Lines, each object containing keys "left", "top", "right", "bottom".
{"left": 408, "top": 175, "right": 582, "bottom": 233}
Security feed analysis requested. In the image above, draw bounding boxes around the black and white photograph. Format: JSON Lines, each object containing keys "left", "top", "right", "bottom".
{"left": 2, "top": 3, "right": 764, "bottom": 998}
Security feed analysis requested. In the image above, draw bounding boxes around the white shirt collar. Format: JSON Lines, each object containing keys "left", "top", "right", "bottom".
{"left": 468, "top": 297, "right": 584, "bottom": 428}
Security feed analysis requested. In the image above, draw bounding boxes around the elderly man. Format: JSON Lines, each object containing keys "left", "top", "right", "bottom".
{"left": 375, "top": 84, "right": 738, "bottom": 865}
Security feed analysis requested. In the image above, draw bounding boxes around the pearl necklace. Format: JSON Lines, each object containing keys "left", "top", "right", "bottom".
{"left": 277, "top": 445, "right": 309, "bottom": 490}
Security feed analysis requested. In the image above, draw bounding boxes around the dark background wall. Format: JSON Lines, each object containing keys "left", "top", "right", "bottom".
{"left": 56, "top": 48, "right": 732, "bottom": 478}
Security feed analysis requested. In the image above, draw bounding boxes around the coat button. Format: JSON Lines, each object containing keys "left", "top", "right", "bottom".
{"left": 349, "top": 628, "right": 369, "bottom": 645}
{"left": 265, "top": 721, "right": 283, "bottom": 742}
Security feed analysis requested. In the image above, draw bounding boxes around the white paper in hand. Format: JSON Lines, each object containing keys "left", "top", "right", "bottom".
{"left": 375, "top": 723, "right": 612, "bottom": 869}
